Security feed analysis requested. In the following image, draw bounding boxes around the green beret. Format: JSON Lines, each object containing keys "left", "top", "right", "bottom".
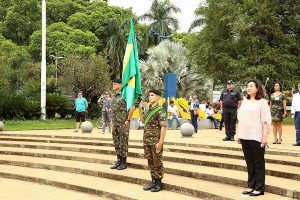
{"left": 149, "top": 89, "right": 162, "bottom": 96}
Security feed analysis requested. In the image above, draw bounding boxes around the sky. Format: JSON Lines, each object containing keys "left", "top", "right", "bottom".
{"left": 110, "top": 0, "right": 205, "bottom": 33}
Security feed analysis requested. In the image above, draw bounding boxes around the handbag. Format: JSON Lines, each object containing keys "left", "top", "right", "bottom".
{"left": 194, "top": 108, "right": 199, "bottom": 115}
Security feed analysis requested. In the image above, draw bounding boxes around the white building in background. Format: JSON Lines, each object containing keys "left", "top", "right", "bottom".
{"left": 90, "top": 0, "right": 110, "bottom": 4}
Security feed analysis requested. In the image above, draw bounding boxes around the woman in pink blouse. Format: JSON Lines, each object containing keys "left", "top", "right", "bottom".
{"left": 237, "top": 79, "right": 271, "bottom": 196}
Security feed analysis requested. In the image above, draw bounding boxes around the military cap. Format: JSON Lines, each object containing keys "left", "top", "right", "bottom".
{"left": 227, "top": 80, "right": 234, "bottom": 84}
{"left": 149, "top": 89, "right": 162, "bottom": 96}
{"left": 112, "top": 79, "right": 122, "bottom": 83}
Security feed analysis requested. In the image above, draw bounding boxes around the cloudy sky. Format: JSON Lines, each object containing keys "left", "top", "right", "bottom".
{"left": 110, "top": 0, "right": 205, "bottom": 32}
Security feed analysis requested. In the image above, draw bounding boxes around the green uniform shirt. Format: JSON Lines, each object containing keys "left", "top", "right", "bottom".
{"left": 111, "top": 91, "right": 128, "bottom": 126}
{"left": 143, "top": 105, "right": 167, "bottom": 145}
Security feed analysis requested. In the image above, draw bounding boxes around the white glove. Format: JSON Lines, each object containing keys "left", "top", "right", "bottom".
{"left": 291, "top": 115, "right": 295, "bottom": 119}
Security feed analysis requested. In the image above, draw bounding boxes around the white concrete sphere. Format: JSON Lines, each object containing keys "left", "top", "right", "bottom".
{"left": 180, "top": 123, "right": 194, "bottom": 137}
{"left": 81, "top": 121, "right": 93, "bottom": 133}
{"left": 0, "top": 121, "right": 4, "bottom": 131}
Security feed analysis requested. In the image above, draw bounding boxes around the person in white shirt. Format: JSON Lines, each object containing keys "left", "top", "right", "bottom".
{"left": 291, "top": 83, "right": 300, "bottom": 146}
{"left": 206, "top": 104, "right": 218, "bottom": 129}
{"left": 167, "top": 101, "right": 181, "bottom": 129}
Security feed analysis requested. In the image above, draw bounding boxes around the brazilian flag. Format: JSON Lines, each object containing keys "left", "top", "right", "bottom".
{"left": 121, "top": 19, "right": 142, "bottom": 111}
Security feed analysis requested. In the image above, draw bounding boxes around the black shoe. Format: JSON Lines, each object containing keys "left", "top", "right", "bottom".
{"left": 249, "top": 191, "right": 264, "bottom": 196}
{"left": 293, "top": 143, "right": 300, "bottom": 146}
{"left": 117, "top": 157, "right": 127, "bottom": 170}
{"left": 151, "top": 179, "right": 162, "bottom": 192}
{"left": 230, "top": 136, "right": 235, "bottom": 141}
{"left": 110, "top": 155, "right": 121, "bottom": 169}
{"left": 222, "top": 136, "right": 231, "bottom": 141}
{"left": 242, "top": 189, "right": 254, "bottom": 194}
{"left": 143, "top": 176, "right": 155, "bottom": 191}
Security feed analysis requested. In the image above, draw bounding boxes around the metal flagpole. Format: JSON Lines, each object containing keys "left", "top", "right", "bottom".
{"left": 41, "top": 0, "right": 47, "bottom": 120}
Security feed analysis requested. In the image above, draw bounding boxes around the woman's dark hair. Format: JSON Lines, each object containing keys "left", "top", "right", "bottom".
{"left": 246, "top": 79, "right": 265, "bottom": 100}
{"left": 274, "top": 82, "right": 283, "bottom": 92}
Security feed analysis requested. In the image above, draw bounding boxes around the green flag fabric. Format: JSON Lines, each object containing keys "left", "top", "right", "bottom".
{"left": 121, "top": 19, "right": 142, "bottom": 111}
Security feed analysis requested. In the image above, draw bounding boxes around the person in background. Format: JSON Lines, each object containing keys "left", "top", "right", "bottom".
{"left": 167, "top": 101, "right": 181, "bottom": 129}
{"left": 98, "top": 92, "right": 112, "bottom": 134}
{"left": 206, "top": 104, "right": 218, "bottom": 129}
{"left": 237, "top": 79, "right": 271, "bottom": 196}
{"left": 220, "top": 80, "right": 242, "bottom": 141}
{"left": 291, "top": 83, "right": 300, "bottom": 146}
{"left": 188, "top": 95, "right": 200, "bottom": 133}
{"left": 270, "top": 82, "right": 287, "bottom": 144}
{"left": 199, "top": 100, "right": 207, "bottom": 112}
{"left": 74, "top": 92, "right": 88, "bottom": 133}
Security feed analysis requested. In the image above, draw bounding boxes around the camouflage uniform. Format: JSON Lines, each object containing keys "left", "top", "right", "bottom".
{"left": 143, "top": 105, "right": 167, "bottom": 179}
{"left": 100, "top": 97, "right": 112, "bottom": 132}
{"left": 270, "top": 93, "right": 286, "bottom": 122}
{"left": 111, "top": 91, "right": 129, "bottom": 157}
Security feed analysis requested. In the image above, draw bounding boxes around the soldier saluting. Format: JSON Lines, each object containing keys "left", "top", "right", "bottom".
{"left": 110, "top": 79, "right": 134, "bottom": 170}
{"left": 139, "top": 89, "right": 167, "bottom": 192}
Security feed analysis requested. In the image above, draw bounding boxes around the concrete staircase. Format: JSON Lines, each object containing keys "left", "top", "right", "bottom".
{"left": 0, "top": 129, "right": 299, "bottom": 200}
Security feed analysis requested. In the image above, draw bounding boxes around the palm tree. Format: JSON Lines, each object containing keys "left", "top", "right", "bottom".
{"left": 106, "top": 18, "right": 147, "bottom": 78}
{"left": 106, "top": 18, "right": 130, "bottom": 78}
{"left": 139, "top": 0, "right": 181, "bottom": 44}
{"left": 140, "top": 40, "right": 211, "bottom": 99}
{"left": 188, "top": 3, "right": 206, "bottom": 32}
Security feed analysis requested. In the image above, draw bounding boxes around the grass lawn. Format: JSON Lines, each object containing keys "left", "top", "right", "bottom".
{"left": 2, "top": 119, "right": 100, "bottom": 131}
{"left": 1, "top": 116, "right": 294, "bottom": 131}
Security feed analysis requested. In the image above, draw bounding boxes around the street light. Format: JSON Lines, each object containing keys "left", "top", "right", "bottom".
{"left": 50, "top": 55, "right": 63, "bottom": 84}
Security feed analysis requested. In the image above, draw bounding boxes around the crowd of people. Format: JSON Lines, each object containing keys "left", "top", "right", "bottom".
{"left": 72, "top": 78, "right": 300, "bottom": 195}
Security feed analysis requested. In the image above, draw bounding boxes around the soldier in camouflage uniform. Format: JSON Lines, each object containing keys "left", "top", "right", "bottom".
{"left": 98, "top": 92, "right": 112, "bottom": 134}
{"left": 110, "top": 79, "right": 135, "bottom": 170}
{"left": 270, "top": 82, "right": 287, "bottom": 144}
{"left": 139, "top": 89, "right": 167, "bottom": 192}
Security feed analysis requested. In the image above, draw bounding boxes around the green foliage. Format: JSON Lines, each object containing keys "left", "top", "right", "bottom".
{"left": 0, "top": 35, "right": 31, "bottom": 91}
{"left": 87, "top": 103, "right": 101, "bottom": 119}
{"left": 1, "top": 0, "right": 41, "bottom": 45}
{"left": 188, "top": 0, "right": 299, "bottom": 92}
{"left": 59, "top": 53, "right": 111, "bottom": 101}
{"left": 46, "top": 93, "right": 73, "bottom": 118}
{"left": 0, "top": 93, "right": 40, "bottom": 120}
{"left": 140, "top": 40, "right": 210, "bottom": 99}
{"left": 139, "top": 0, "right": 181, "bottom": 45}
{"left": 29, "top": 22, "right": 98, "bottom": 61}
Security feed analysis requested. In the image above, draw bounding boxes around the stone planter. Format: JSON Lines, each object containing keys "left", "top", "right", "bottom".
{"left": 81, "top": 121, "right": 93, "bottom": 133}
{"left": 198, "top": 119, "right": 214, "bottom": 130}
{"left": 0, "top": 121, "right": 4, "bottom": 131}
{"left": 180, "top": 123, "right": 194, "bottom": 137}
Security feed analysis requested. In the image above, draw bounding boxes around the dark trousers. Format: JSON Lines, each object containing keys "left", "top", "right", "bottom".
{"left": 223, "top": 108, "right": 237, "bottom": 137}
{"left": 190, "top": 110, "right": 198, "bottom": 133}
{"left": 295, "top": 112, "right": 300, "bottom": 144}
{"left": 144, "top": 145, "right": 164, "bottom": 179}
{"left": 219, "top": 113, "right": 224, "bottom": 130}
{"left": 241, "top": 139, "right": 265, "bottom": 192}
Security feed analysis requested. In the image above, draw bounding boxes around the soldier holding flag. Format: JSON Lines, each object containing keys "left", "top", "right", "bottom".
{"left": 110, "top": 19, "right": 142, "bottom": 170}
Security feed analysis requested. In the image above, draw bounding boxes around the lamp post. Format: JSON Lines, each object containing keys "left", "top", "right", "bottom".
{"left": 41, "top": 0, "right": 46, "bottom": 120}
{"left": 50, "top": 55, "right": 63, "bottom": 85}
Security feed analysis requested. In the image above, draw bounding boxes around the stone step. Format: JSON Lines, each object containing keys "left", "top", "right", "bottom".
{"left": 1, "top": 133, "right": 299, "bottom": 157}
{"left": 0, "top": 147, "right": 299, "bottom": 198}
{"left": 0, "top": 140, "right": 299, "bottom": 180}
{"left": 0, "top": 178, "right": 104, "bottom": 200}
{"left": 1, "top": 136, "right": 299, "bottom": 166}
{"left": 0, "top": 164, "right": 200, "bottom": 200}
{"left": 0, "top": 156, "right": 291, "bottom": 200}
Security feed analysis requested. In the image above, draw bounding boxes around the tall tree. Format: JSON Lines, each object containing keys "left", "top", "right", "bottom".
{"left": 139, "top": 0, "right": 181, "bottom": 44}
{"left": 188, "top": 0, "right": 299, "bottom": 91}
{"left": 140, "top": 40, "right": 210, "bottom": 99}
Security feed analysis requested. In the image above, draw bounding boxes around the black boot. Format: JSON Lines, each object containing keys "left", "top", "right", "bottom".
{"left": 151, "top": 179, "right": 162, "bottom": 192}
{"left": 143, "top": 176, "right": 155, "bottom": 191}
{"left": 110, "top": 155, "right": 121, "bottom": 169}
{"left": 117, "top": 157, "right": 127, "bottom": 170}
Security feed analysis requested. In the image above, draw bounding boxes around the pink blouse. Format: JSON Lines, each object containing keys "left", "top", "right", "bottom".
{"left": 237, "top": 99, "right": 271, "bottom": 143}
